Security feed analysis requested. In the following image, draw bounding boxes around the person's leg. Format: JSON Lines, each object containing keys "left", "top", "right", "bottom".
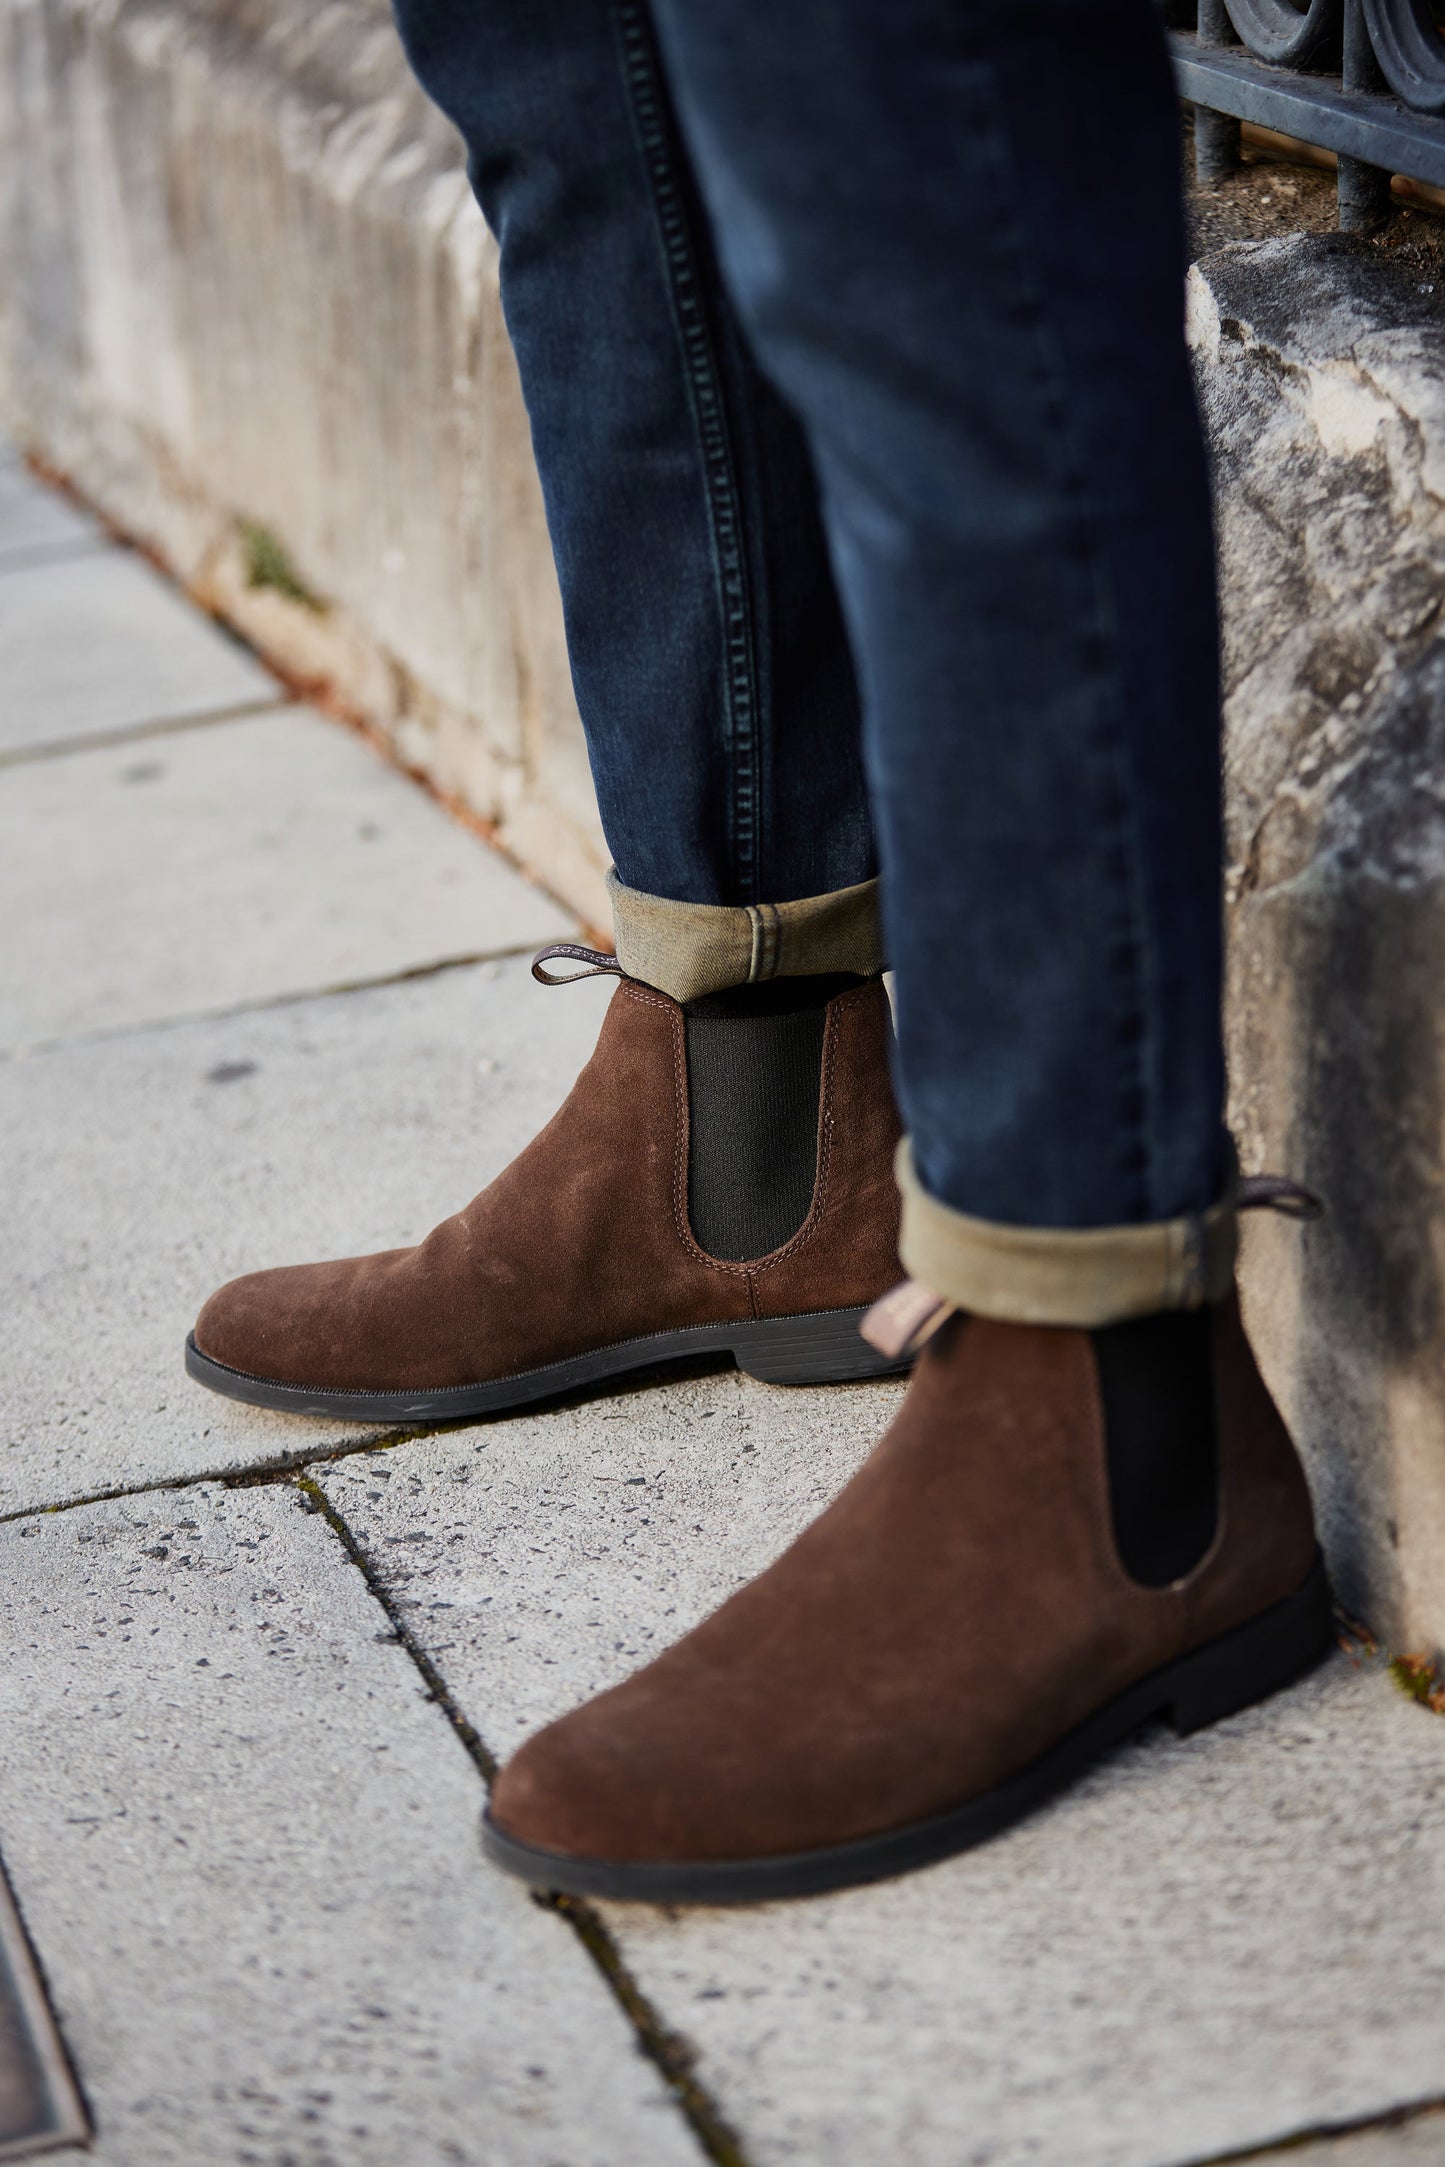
{"left": 642, "top": 0, "right": 1227, "bottom": 1240}
{"left": 185, "top": 0, "right": 907, "bottom": 1420}
{"left": 483, "top": 0, "right": 1334, "bottom": 1901}
{"left": 393, "top": 0, "right": 873, "bottom": 912}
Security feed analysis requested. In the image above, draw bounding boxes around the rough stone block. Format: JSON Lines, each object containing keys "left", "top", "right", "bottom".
{"left": 1192, "top": 235, "right": 1445, "bottom": 1656}
{"left": 0, "top": 0, "right": 607, "bottom": 924}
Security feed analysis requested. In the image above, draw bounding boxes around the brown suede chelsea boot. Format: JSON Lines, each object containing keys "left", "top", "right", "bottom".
{"left": 185, "top": 958, "right": 906, "bottom": 1421}
{"left": 482, "top": 1289, "right": 1333, "bottom": 1903}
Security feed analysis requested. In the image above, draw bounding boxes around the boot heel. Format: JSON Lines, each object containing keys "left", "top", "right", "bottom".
{"left": 1167, "top": 1554, "right": 1334, "bottom": 1736}
{"left": 732, "top": 1307, "right": 912, "bottom": 1386}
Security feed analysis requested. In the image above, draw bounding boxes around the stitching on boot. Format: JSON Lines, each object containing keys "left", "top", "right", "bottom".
{"left": 609, "top": 981, "right": 750, "bottom": 1279}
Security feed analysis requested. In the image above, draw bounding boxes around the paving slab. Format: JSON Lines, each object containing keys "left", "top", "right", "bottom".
{"left": 0, "top": 1482, "right": 699, "bottom": 2167}
{"left": 318, "top": 1422, "right": 1445, "bottom": 2167}
{"left": 0, "top": 957, "right": 610, "bottom": 1514}
{"left": 0, "top": 460, "right": 105, "bottom": 574}
{"left": 319, "top": 1369, "right": 903, "bottom": 1762}
{"left": 0, "top": 706, "right": 574, "bottom": 1048}
{"left": 0, "top": 548, "right": 277, "bottom": 758}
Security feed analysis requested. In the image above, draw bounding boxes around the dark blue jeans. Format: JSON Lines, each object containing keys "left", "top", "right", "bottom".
{"left": 391, "top": 0, "right": 1228, "bottom": 1235}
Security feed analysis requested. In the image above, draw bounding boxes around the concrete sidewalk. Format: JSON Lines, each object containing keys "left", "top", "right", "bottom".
{"left": 3, "top": 445, "right": 1444, "bottom": 2167}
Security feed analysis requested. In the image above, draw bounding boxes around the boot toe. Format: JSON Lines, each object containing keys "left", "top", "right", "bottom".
{"left": 489, "top": 1676, "right": 764, "bottom": 1866}
{"left": 193, "top": 1263, "right": 325, "bottom": 1385}
{"left": 191, "top": 1244, "right": 480, "bottom": 1395}
{"left": 489, "top": 1653, "right": 860, "bottom": 1870}
{"left": 490, "top": 1711, "right": 660, "bottom": 1864}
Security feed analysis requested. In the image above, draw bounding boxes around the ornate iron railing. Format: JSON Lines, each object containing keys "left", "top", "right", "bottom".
{"left": 1167, "top": 0, "right": 1445, "bottom": 228}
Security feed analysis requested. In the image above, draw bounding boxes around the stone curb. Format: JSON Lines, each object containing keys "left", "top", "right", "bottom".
{"left": 0, "top": 0, "right": 609, "bottom": 928}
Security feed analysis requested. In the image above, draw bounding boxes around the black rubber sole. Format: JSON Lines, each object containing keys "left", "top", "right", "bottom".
{"left": 183, "top": 1303, "right": 909, "bottom": 1422}
{"left": 481, "top": 1553, "right": 1335, "bottom": 1906}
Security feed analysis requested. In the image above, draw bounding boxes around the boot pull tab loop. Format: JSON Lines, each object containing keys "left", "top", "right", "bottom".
{"left": 860, "top": 1280, "right": 957, "bottom": 1361}
{"left": 531, "top": 944, "right": 626, "bottom": 987}
{"left": 1238, "top": 1174, "right": 1324, "bottom": 1221}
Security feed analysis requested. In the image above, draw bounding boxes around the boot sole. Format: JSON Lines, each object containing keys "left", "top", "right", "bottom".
{"left": 183, "top": 1304, "right": 909, "bottom": 1421}
{"left": 481, "top": 1552, "right": 1335, "bottom": 1905}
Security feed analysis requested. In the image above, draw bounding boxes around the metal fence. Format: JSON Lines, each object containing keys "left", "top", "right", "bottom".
{"left": 1168, "top": 0, "right": 1445, "bottom": 228}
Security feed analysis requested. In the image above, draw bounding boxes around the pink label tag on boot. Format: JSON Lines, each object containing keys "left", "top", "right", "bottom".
{"left": 860, "top": 1280, "right": 956, "bottom": 1361}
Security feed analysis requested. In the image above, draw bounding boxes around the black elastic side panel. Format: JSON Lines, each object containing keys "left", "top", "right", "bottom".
{"left": 684, "top": 976, "right": 861, "bottom": 1261}
{"left": 1094, "top": 1307, "right": 1219, "bottom": 1589}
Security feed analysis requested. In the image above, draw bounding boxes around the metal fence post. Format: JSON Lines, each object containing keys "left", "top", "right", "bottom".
{"left": 1338, "top": 0, "right": 1393, "bottom": 230}
{"left": 1194, "top": 0, "right": 1242, "bottom": 181}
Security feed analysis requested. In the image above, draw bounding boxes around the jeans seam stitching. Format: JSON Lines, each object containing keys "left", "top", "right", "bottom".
{"left": 611, "top": 0, "right": 763, "bottom": 904}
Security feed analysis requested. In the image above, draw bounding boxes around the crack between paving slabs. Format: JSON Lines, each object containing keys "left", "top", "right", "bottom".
{"left": 0, "top": 1426, "right": 434, "bottom": 1527}
{"left": 251, "top": 1479, "right": 1445, "bottom": 2167}
{"left": 8, "top": 1451, "right": 749, "bottom": 2162}
{"left": 0, "top": 1384, "right": 666, "bottom": 1528}
{"left": 288, "top": 1470, "right": 754, "bottom": 2167}
{"left": 0, "top": 943, "right": 553, "bottom": 1066}
{"left": 1183, "top": 2093, "right": 1445, "bottom": 2163}
{"left": 0, "top": 693, "right": 287, "bottom": 771}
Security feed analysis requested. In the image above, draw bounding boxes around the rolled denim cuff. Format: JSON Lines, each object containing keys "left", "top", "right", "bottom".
{"left": 896, "top": 1139, "right": 1238, "bottom": 1327}
{"left": 607, "top": 869, "right": 884, "bottom": 1003}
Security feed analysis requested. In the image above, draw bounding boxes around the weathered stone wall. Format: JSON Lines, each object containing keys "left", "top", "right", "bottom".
{"left": 1196, "top": 234, "right": 1445, "bottom": 1656}
{"left": 0, "top": 0, "right": 606, "bottom": 924}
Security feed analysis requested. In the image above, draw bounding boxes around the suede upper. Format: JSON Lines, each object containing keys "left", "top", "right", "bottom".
{"left": 193, "top": 976, "right": 902, "bottom": 1392}
{"left": 488, "top": 1291, "right": 1319, "bottom": 1865}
